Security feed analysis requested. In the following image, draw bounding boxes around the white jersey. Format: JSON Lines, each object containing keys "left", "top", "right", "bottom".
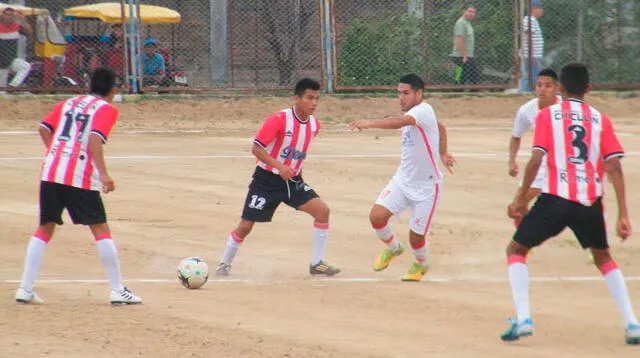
{"left": 511, "top": 96, "right": 560, "bottom": 189}
{"left": 512, "top": 96, "right": 561, "bottom": 137}
{"left": 392, "top": 102, "right": 442, "bottom": 201}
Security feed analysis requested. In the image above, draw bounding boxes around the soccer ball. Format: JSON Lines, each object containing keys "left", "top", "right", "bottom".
{"left": 177, "top": 257, "right": 209, "bottom": 289}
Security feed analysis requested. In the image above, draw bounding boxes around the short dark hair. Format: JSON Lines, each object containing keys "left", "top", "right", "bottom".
{"left": 89, "top": 68, "right": 116, "bottom": 97}
{"left": 560, "top": 63, "right": 589, "bottom": 96}
{"left": 537, "top": 68, "right": 558, "bottom": 81}
{"left": 294, "top": 78, "right": 320, "bottom": 96}
{"left": 463, "top": 1, "right": 476, "bottom": 10}
{"left": 399, "top": 74, "right": 425, "bottom": 93}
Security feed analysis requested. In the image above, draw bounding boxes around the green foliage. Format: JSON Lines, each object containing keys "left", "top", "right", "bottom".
{"left": 337, "top": 0, "right": 640, "bottom": 87}
{"left": 338, "top": 14, "right": 424, "bottom": 87}
{"left": 542, "top": 0, "right": 640, "bottom": 84}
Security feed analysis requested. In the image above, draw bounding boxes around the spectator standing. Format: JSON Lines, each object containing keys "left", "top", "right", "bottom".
{"left": 450, "top": 2, "right": 478, "bottom": 84}
{"left": 520, "top": 0, "right": 545, "bottom": 92}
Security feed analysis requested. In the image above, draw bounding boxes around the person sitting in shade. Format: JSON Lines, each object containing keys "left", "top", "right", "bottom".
{"left": 142, "top": 38, "right": 170, "bottom": 87}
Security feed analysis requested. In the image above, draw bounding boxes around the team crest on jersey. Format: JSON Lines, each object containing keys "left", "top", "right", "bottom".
{"left": 280, "top": 146, "right": 306, "bottom": 160}
{"left": 402, "top": 130, "right": 414, "bottom": 147}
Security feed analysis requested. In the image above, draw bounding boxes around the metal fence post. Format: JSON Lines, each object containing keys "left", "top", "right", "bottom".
{"left": 321, "top": 0, "right": 334, "bottom": 93}
{"left": 127, "top": 0, "right": 139, "bottom": 93}
{"left": 210, "top": 0, "right": 229, "bottom": 85}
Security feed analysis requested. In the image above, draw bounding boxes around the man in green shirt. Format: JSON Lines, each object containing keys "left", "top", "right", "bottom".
{"left": 450, "top": 3, "right": 478, "bottom": 84}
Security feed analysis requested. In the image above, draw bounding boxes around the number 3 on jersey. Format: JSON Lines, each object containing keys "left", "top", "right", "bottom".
{"left": 58, "top": 111, "right": 90, "bottom": 142}
{"left": 568, "top": 124, "right": 588, "bottom": 164}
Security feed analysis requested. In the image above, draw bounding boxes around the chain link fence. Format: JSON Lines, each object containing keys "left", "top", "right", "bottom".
{"left": 228, "top": 0, "right": 322, "bottom": 88}
{"left": 1, "top": 0, "right": 639, "bottom": 93}
{"left": 531, "top": 0, "right": 640, "bottom": 89}
{"left": 334, "top": 0, "right": 517, "bottom": 90}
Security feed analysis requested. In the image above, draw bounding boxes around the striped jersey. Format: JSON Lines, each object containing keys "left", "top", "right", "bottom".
{"left": 253, "top": 107, "right": 320, "bottom": 176}
{"left": 40, "top": 95, "right": 119, "bottom": 191}
{"left": 522, "top": 16, "right": 543, "bottom": 58}
{"left": 393, "top": 102, "right": 442, "bottom": 201}
{"left": 0, "top": 21, "right": 20, "bottom": 68}
{"left": 532, "top": 99, "right": 624, "bottom": 206}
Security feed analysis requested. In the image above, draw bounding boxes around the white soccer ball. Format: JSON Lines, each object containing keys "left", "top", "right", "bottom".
{"left": 177, "top": 257, "right": 209, "bottom": 289}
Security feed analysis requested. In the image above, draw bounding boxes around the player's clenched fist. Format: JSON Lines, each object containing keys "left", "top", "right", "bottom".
{"left": 508, "top": 161, "right": 519, "bottom": 177}
{"left": 273, "top": 165, "right": 294, "bottom": 181}
{"left": 349, "top": 121, "right": 369, "bottom": 131}
{"left": 101, "top": 174, "right": 115, "bottom": 193}
{"left": 617, "top": 217, "right": 632, "bottom": 240}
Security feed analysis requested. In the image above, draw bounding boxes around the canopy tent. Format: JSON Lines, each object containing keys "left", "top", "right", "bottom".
{"left": 64, "top": 2, "right": 181, "bottom": 25}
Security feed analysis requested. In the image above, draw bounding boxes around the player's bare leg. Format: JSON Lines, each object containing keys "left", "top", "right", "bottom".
{"left": 514, "top": 188, "right": 540, "bottom": 258}
{"left": 16, "top": 222, "right": 56, "bottom": 304}
{"left": 90, "top": 223, "right": 142, "bottom": 305}
{"left": 401, "top": 231, "right": 429, "bottom": 282}
{"left": 590, "top": 248, "right": 640, "bottom": 344}
{"left": 513, "top": 188, "right": 541, "bottom": 227}
{"left": 216, "top": 219, "right": 254, "bottom": 276}
{"left": 370, "top": 205, "right": 405, "bottom": 271}
{"left": 298, "top": 198, "right": 340, "bottom": 276}
{"left": 502, "top": 240, "right": 534, "bottom": 341}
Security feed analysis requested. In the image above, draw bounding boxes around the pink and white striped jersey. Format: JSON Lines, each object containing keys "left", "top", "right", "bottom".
{"left": 533, "top": 99, "right": 624, "bottom": 206}
{"left": 40, "top": 95, "right": 118, "bottom": 191}
{"left": 253, "top": 107, "right": 320, "bottom": 176}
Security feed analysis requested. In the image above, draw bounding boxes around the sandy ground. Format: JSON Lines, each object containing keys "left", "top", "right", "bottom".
{"left": 1, "top": 93, "right": 640, "bottom": 357}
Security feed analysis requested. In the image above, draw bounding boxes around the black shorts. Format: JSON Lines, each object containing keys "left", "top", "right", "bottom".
{"left": 514, "top": 193, "right": 607, "bottom": 250}
{"left": 241, "top": 167, "right": 319, "bottom": 222}
{"left": 40, "top": 181, "right": 107, "bottom": 226}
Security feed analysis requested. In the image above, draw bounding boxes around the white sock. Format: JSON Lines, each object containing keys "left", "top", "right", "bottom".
{"left": 601, "top": 261, "right": 639, "bottom": 326}
{"left": 95, "top": 236, "right": 124, "bottom": 292}
{"left": 19, "top": 233, "right": 49, "bottom": 292}
{"left": 508, "top": 255, "right": 531, "bottom": 322}
{"left": 411, "top": 240, "right": 429, "bottom": 265}
{"left": 373, "top": 221, "right": 400, "bottom": 251}
{"left": 311, "top": 222, "right": 329, "bottom": 266}
{"left": 221, "top": 231, "right": 243, "bottom": 265}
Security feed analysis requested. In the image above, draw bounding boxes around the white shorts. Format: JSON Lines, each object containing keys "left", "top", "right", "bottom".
{"left": 520, "top": 163, "right": 547, "bottom": 190}
{"left": 375, "top": 179, "right": 440, "bottom": 235}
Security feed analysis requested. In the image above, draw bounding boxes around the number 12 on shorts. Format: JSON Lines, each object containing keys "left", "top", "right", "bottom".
{"left": 248, "top": 195, "right": 266, "bottom": 210}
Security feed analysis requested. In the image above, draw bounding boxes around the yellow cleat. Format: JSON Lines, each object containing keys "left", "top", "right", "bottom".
{"left": 401, "top": 262, "right": 429, "bottom": 282}
{"left": 373, "top": 243, "right": 405, "bottom": 272}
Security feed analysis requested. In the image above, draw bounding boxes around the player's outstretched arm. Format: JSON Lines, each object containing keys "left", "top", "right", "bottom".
{"left": 508, "top": 150, "right": 543, "bottom": 219}
{"left": 508, "top": 136, "right": 521, "bottom": 177}
{"left": 251, "top": 143, "right": 293, "bottom": 180}
{"left": 437, "top": 121, "right": 456, "bottom": 174}
{"left": 605, "top": 158, "right": 632, "bottom": 240}
{"left": 89, "top": 134, "right": 115, "bottom": 193}
{"left": 38, "top": 126, "right": 53, "bottom": 148}
{"left": 349, "top": 115, "right": 416, "bottom": 131}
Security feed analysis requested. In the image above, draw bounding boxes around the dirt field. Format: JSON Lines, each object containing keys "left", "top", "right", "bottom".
{"left": 1, "top": 93, "right": 640, "bottom": 357}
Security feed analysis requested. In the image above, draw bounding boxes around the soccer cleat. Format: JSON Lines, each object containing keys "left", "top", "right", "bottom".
{"left": 501, "top": 318, "right": 534, "bottom": 341}
{"left": 401, "top": 262, "right": 429, "bottom": 282}
{"left": 373, "top": 243, "right": 406, "bottom": 272}
{"left": 626, "top": 323, "right": 640, "bottom": 345}
{"left": 109, "top": 287, "right": 142, "bottom": 305}
{"left": 15, "top": 288, "right": 44, "bottom": 304}
{"left": 309, "top": 261, "right": 341, "bottom": 276}
{"left": 214, "top": 262, "right": 232, "bottom": 276}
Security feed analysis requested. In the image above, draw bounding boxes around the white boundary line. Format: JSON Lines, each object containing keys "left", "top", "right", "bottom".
{"left": 0, "top": 128, "right": 635, "bottom": 136}
{"left": 2, "top": 152, "right": 640, "bottom": 162}
{"left": 3, "top": 276, "right": 640, "bottom": 284}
